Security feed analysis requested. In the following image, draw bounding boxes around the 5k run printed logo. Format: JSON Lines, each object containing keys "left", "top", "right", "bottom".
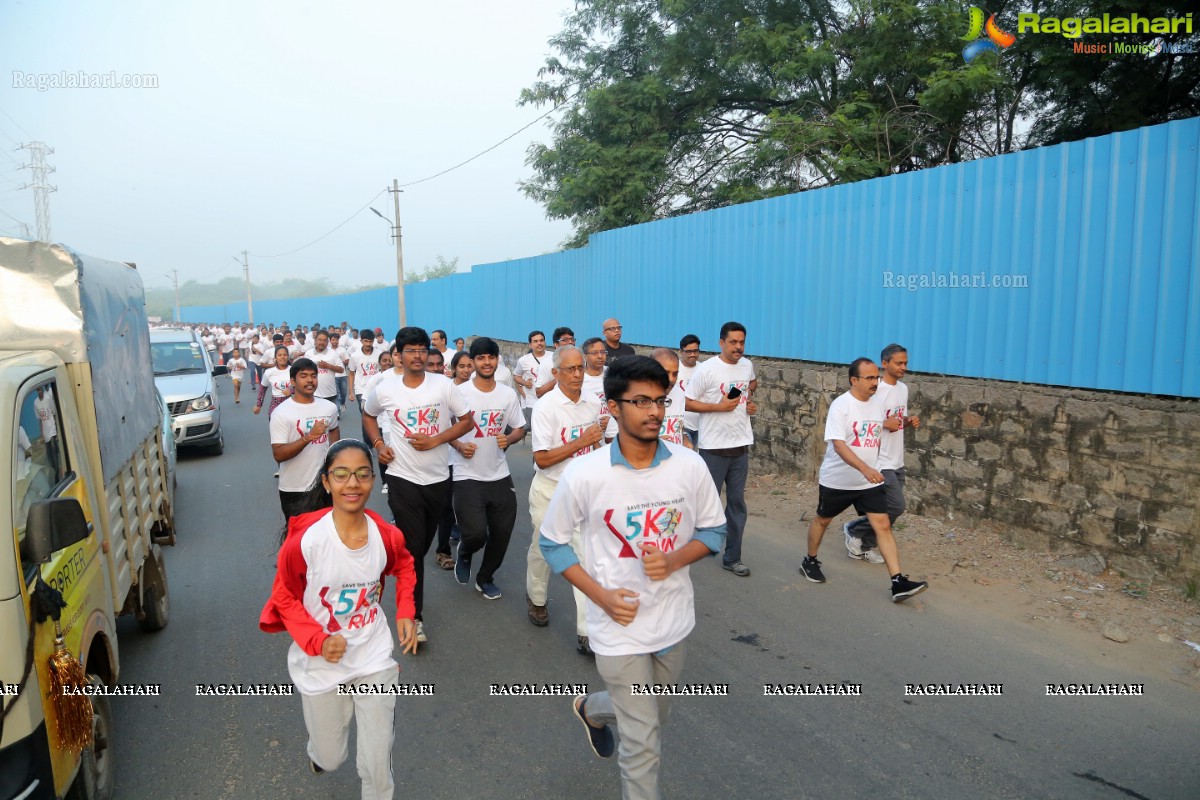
{"left": 603, "top": 506, "right": 684, "bottom": 558}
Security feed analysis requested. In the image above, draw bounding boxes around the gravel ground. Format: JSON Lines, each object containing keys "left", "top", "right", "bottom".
{"left": 745, "top": 471, "right": 1200, "bottom": 689}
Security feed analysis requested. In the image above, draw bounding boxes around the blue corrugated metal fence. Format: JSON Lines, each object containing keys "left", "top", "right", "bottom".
{"left": 182, "top": 117, "right": 1200, "bottom": 397}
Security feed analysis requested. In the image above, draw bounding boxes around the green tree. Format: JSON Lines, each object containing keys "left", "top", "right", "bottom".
{"left": 405, "top": 255, "right": 460, "bottom": 284}
{"left": 521, "top": 0, "right": 1198, "bottom": 246}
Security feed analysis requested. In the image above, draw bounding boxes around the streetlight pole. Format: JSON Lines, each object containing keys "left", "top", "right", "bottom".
{"left": 391, "top": 179, "right": 406, "bottom": 327}
{"left": 371, "top": 180, "right": 407, "bottom": 328}
{"left": 234, "top": 253, "right": 254, "bottom": 324}
{"left": 165, "top": 270, "right": 180, "bottom": 322}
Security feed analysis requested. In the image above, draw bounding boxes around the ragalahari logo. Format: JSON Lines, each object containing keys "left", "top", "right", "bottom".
{"left": 962, "top": 7, "right": 1017, "bottom": 62}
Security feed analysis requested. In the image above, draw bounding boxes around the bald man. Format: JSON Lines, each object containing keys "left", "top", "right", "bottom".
{"left": 601, "top": 318, "right": 635, "bottom": 366}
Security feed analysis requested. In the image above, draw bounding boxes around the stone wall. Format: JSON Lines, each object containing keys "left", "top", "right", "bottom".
{"left": 494, "top": 340, "right": 1200, "bottom": 587}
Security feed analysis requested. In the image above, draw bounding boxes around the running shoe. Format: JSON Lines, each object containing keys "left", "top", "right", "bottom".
{"left": 475, "top": 581, "right": 501, "bottom": 600}
{"left": 572, "top": 695, "right": 614, "bottom": 758}
{"left": 891, "top": 575, "right": 928, "bottom": 603}
{"left": 455, "top": 550, "right": 472, "bottom": 585}
{"left": 800, "top": 556, "right": 826, "bottom": 583}
{"left": 415, "top": 619, "right": 427, "bottom": 642}
{"left": 844, "top": 522, "right": 865, "bottom": 559}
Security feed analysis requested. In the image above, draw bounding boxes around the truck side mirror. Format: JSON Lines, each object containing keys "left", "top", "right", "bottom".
{"left": 23, "top": 498, "right": 90, "bottom": 564}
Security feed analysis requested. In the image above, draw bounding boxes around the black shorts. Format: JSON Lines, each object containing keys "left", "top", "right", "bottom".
{"left": 817, "top": 484, "right": 887, "bottom": 519}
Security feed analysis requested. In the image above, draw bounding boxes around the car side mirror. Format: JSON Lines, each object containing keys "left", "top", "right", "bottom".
{"left": 23, "top": 497, "right": 90, "bottom": 564}
{"left": 212, "top": 364, "right": 228, "bottom": 376}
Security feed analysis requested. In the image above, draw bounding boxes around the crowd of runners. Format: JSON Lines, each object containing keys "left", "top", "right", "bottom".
{"left": 170, "top": 315, "right": 927, "bottom": 800}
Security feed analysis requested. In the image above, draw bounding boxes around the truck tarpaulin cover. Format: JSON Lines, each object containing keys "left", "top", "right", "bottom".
{"left": 0, "top": 238, "right": 158, "bottom": 483}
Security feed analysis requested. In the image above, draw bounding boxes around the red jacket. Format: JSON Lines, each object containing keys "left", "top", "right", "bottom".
{"left": 259, "top": 508, "right": 416, "bottom": 656}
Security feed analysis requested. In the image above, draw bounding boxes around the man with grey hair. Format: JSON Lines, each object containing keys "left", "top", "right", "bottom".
{"left": 525, "top": 345, "right": 604, "bottom": 654}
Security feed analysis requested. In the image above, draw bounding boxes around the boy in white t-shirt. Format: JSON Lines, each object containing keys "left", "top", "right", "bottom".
{"left": 684, "top": 322, "right": 757, "bottom": 577}
{"left": 802, "top": 357, "right": 927, "bottom": 602}
{"left": 271, "top": 358, "right": 341, "bottom": 520}
{"left": 361, "top": 327, "right": 475, "bottom": 644}
{"left": 447, "top": 337, "right": 526, "bottom": 600}
{"left": 541, "top": 355, "right": 726, "bottom": 800}
{"left": 227, "top": 349, "right": 248, "bottom": 404}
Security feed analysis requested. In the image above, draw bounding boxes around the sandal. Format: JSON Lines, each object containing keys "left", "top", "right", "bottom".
{"left": 436, "top": 552, "right": 455, "bottom": 570}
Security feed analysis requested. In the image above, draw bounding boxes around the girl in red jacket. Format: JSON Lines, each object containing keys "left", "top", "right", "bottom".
{"left": 260, "top": 438, "right": 418, "bottom": 799}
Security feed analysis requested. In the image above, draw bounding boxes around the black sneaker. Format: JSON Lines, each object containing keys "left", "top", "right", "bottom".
{"left": 891, "top": 575, "right": 928, "bottom": 603}
{"left": 800, "top": 556, "right": 826, "bottom": 583}
{"left": 572, "top": 695, "right": 615, "bottom": 758}
{"left": 454, "top": 549, "right": 472, "bottom": 585}
{"left": 577, "top": 635, "right": 594, "bottom": 656}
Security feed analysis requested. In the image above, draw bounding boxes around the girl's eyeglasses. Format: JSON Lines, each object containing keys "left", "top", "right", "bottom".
{"left": 327, "top": 467, "right": 374, "bottom": 483}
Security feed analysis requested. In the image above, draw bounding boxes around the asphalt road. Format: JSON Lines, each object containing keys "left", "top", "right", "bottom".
{"left": 109, "top": 376, "right": 1200, "bottom": 800}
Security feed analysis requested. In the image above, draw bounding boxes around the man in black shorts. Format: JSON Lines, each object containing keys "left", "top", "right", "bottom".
{"left": 801, "top": 358, "right": 927, "bottom": 602}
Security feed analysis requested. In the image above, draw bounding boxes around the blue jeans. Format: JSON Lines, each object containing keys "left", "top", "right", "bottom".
{"left": 335, "top": 376, "right": 348, "bottom": 408}
{"left": 699, "top": 449, "right": 748, "bottom": 566}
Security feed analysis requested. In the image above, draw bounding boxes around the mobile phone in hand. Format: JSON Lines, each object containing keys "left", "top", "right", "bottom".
{"left": 726, "top": 386, "right": 742, "bottom": 400}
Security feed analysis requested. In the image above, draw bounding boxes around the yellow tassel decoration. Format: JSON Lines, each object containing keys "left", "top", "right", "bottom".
{"left": 48, "top": 633, "right": 93, "bottom": 752}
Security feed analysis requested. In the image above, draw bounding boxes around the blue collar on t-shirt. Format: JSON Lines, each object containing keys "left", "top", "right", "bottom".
{"left": 609, "top": 435, "right": 673, "bottom": 470}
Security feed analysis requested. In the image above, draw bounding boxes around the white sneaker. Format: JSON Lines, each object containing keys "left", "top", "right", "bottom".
{"left": 415, "top": 620, "right": 427, "bottom": 643}
{"left": 843, "top": 523, "right": 865, "bottom": 560}
{"left": 381, "top": 484, "right": 389, "bottom": 495}
{"left": 861, "top": 548, "right": 885, "bottom": 564}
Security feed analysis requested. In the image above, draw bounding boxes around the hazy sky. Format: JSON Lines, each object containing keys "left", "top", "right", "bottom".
{"left": 0, "top": 0, "right": 576, "bottom": 291}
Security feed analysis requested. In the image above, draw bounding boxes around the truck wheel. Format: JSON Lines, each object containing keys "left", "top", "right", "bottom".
{"left": 139, "top": 583, "right": 169, "bottom": 631}
{"left": 138, "top": 552, "right": 170, "bottom": 632}
{"left": 65, "top": 675, "right": 114, "bottom": 800}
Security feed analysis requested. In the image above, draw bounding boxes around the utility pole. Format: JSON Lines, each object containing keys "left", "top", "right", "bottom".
{"left": 18, "top": 142, "right": 57, "bottom": 242}
{"left": 170, "top": 270, "right": 181, "bottom": 322}
{"left": 241, "top": 250, "right": 254, "bottom": 324}
{"left": 390, "top": 179, "right": 406, "bottom": 327}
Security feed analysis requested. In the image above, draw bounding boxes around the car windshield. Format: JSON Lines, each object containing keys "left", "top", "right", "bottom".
{"left": 151, "top": 342, "right": 206, "bottom": 375}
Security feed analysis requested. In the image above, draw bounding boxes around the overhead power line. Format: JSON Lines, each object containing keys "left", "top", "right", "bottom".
{"left": 248, "top": 188, "right": 388, "bottom": 259}
{"left": 397, "top": 105, "right": 561, "bottom": 188}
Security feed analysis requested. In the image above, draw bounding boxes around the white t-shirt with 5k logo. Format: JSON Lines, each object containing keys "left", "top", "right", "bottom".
{"left": 818, "top": 390, "right": 885, "bottom": 491}
{"left": 364, "top": 370, "right": 471, "bottom": 485}
{"left": 542, "top": 442, "right": 725, "bottom": 656}
{"left": 270, "top": 397, "right": 339, "bottom": 492}
{"left": 450, "top": 380, "right": 526, "bottom": 482}
{"left": 531, "top": 385, "right": 602, "bottom": 482}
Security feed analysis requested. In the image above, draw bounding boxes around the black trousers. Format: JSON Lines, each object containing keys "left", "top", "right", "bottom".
{"left": 279, "top": 483, "right": 330, "bottom": 522}
{"left": 452, "top": 476, "right": 518, "bottom": 585}
{"left": 436, "top": 467, "right": 457, "bottom": 556}
{"left": 384, "top": 474, "right": 451, "bottom": 620}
